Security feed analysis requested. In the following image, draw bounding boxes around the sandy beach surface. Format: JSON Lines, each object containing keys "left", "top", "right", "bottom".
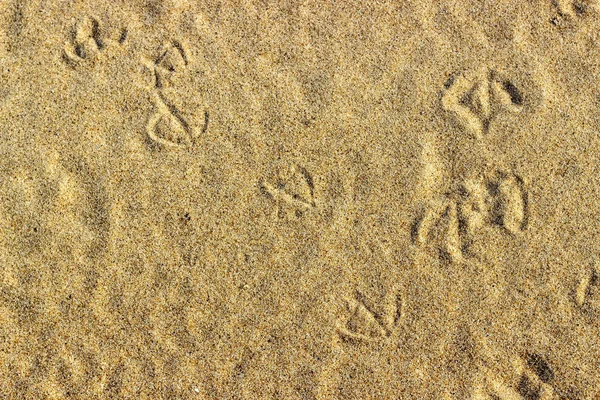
{"left": 1, "top": 1, "right": 600, "bottom": 398}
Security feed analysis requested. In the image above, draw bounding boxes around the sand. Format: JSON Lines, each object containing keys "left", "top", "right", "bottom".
{"left": 1, "top": 0, "right": 600, "bottom": 398}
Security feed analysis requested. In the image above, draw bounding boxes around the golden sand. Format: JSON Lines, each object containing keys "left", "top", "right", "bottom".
{"left": 1, "top": 1, "right": 600, "bottom": 398}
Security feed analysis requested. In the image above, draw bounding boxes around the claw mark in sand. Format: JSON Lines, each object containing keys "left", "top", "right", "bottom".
{"left": 442, "top": 68, "right": 523, "bottom": 139}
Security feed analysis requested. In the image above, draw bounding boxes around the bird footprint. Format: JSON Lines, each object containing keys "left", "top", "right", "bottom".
{"left": 142, "top": 40, "right": 209, "bottom": 149}
{"left": 63, "top": 16, "right": 127, "bottom": 68}
{"left": 336, "top": 289, "right": 404, "bottom": 344}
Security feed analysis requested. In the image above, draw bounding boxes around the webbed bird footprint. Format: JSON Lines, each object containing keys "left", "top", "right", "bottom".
{"left": 146, "top": 91, "right": 208, "bottom": 148}
{"left": 63, "top": 16, "right": 127, "bottom": 67}
{"left": 442, "top": 68, "right": 523, "bottom": 139}
{"left": 142, "top": 40, "right": 210, "bottom": 148}
{"left": 336, "top": 289, "right": 404, "bottom": 344}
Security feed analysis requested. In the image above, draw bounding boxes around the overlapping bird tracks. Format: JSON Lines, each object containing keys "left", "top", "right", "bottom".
{"left": 442, "top": 68, "right": 523, "bottom": 140}
{"left": 63, "top": 19, "right": 208, "bottom": 148}
{"left": 413, "top": 171, "right": 529, "bottom": 263}
{"left": 142, "top": 41, "right": 209, "bottom": 149}
{"left": 336, "top": 289, "right": 404, "bottom": 344}
{"left": 63, "top": 16, "right": 127, "bottom": 68}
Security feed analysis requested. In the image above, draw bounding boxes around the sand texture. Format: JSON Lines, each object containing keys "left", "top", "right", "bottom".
{"left": 1, "top": 0, "right": 600, "bottom": 398}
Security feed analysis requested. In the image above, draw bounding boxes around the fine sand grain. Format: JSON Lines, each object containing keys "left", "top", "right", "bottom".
{"left": 1, "top": 1, "right": 600, "bottom": 399}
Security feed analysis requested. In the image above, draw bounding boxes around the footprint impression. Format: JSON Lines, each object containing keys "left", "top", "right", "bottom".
{"left": 259, "top": 162, "right": 316, "bottom": 220}
{"left": 63, "top": 16, "right": 127, "bottom": 68}
{"left": 142, "top": 40, "right": 209, "bottom": 148}
{"left": 473, "top": 351, "right": 568, "bottom": 400}
{"left": 413, "top": 65, "right": 529, "bottom": 264}
{"left": 413, "top": 169, "right": 529, "bottom": 264}
{"left": 336, "top": 288, "right": 404, "bottom": 344}
{"left": 551, "top": 0, "right": 598, "bottom": 28}
{"left": 442, "top": 67, "right": 523, "bottom": 140}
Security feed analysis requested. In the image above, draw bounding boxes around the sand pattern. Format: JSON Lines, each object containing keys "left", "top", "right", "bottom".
{"left": 1, "top": 1, "right": 600, "bottom": 399}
